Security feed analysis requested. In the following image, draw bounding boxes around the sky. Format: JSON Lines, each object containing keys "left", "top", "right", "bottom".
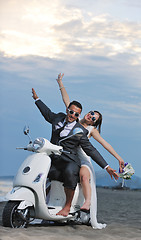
{"left": 0, "top": 0, "right": 141, "bottom": 179}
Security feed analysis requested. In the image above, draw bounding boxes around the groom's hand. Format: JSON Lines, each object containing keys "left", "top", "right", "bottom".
{"left": 106, "top": 166, "right": 119, "bottom": 180}
{"left": 32, "top": 88, "right": 38, "bottom": 100}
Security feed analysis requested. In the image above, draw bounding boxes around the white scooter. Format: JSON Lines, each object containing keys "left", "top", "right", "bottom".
{"left": 2, "top": 126, "right": 90, "bottom": 228}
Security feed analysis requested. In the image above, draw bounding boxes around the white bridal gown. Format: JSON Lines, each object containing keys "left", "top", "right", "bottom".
{"left": 77, "top": 126, "right": 106, "bottom": 229}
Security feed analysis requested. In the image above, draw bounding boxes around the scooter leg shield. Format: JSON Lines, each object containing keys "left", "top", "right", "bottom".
{"left": 5, "top": 187, "right": 35, "bottom": 208}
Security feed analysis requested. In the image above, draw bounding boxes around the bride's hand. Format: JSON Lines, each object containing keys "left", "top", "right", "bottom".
{"left": 119, "top": 159, "right": 124, "bottom": 173}
{"left": 56, "top": 73, "right": 64, "bottom": 84}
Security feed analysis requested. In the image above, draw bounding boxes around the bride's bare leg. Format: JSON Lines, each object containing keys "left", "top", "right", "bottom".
{"left": 80, "top": 166, "right": 91, "bottom": 210}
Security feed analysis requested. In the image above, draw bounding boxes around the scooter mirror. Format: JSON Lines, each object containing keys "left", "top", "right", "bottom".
{"left": 23, "top": 126, "right": 29, "bottom": 135}
{"left": 23, "top": 126, "right": 32, "bottom": 143}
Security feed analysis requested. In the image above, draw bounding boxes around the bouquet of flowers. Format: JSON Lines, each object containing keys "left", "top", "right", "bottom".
{"left": 118, "top": 163, "right": 135, "bottom": 180}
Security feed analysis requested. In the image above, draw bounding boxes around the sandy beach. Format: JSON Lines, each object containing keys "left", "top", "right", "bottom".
{"left": 0, "top": 188, "right": 141, "bottom": 240}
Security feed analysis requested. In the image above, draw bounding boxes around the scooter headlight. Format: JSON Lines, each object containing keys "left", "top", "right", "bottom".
{"left": 33, "top": 138, "right": 45, "bottom": 151}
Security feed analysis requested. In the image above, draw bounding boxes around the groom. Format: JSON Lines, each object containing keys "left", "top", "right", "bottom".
{"left": 32, "top": 88, "right": 118, "bottom": 216}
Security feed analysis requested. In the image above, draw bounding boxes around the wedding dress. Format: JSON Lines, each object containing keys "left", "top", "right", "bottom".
{"left": 77, "top": 126, "right": 106, "bottom": 229}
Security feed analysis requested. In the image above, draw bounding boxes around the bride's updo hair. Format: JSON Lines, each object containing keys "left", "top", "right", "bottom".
{"left": 92, "top": 110, "right": 102, "bottom": 133}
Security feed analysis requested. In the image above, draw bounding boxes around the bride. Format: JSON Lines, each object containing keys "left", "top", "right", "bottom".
{"left": 56, "top": 73, "right": 125, "bottom": 229}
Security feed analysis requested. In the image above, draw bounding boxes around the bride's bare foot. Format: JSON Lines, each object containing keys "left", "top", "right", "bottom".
{"left": 80, "top": 201, "right": 90, "bottom": 211}
{"left": 56, "top": 206, "right": 70, "bottom": 216}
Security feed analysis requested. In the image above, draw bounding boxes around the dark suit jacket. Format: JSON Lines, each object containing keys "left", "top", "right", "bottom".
{"left": 35, "top": 99, "right": 108, "bottom": 169}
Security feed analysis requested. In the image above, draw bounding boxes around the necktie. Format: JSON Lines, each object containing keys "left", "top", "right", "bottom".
{"left": 55, "top": 122, "right": 67, "bottom": 136}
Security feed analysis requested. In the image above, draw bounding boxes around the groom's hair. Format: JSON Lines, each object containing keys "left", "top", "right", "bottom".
{"left": 68, "top": 100, "right": 82, "bottom": 112}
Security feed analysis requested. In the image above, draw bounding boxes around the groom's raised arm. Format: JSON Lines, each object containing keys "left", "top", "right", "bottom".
{"left": 32, "top": 88, "right": 57, "bottom": 124}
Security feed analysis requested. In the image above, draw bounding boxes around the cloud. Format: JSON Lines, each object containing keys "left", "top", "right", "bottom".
{"left": 101, "top": 100, "right": 141, "bottom": 115}
{"left": 0, "top": 0, "right": 141, "bottom": 91}
{"left": 0, "top": 0, "right": 141, "bottom": 67}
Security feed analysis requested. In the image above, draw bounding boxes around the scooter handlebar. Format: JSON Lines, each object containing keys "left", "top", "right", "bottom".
{"left": 16, "top": 138, "right": 71, "bottom": 155}
{"left": 16, "top": 144, "right": 35, "bottom": 152}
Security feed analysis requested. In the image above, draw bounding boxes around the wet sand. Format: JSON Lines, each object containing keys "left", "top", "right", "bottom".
{"left": 0, "top": 188, "right": 141, "bottom": 240}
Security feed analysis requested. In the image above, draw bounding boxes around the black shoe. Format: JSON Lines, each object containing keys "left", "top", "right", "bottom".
{"left": 80, "top": 209, "right": 90, "bottom": 214}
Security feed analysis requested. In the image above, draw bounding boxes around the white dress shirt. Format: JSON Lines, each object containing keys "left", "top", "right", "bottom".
{"left": 56, "top": 120, "right": 76, "bottom": 137}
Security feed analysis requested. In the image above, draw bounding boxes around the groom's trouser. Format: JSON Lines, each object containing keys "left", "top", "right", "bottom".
{"left": 48, "top": 157, "right": 80, "bottom": 190}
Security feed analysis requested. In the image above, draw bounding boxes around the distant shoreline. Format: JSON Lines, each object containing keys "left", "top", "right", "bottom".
{"left": 0, "top": 176, "right": 14, "bottom": 180}
{"left": 97, "top": 185, "right": 141, "bottom": 191}
{"left": 0, "top": 175, "right": 141, "bottom": 190}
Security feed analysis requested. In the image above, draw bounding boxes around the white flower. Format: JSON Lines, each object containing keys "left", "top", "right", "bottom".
{"left": 119, "top": 163, "right": 135, "bottom": 180}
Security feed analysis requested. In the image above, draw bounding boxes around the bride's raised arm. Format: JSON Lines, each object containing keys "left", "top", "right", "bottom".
{"left": 56, "top": 73, "right": 70, "bottom": 108}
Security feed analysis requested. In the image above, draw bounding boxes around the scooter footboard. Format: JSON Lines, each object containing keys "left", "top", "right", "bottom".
{"left": 5, "top": 187, "right": 35, "bottom": 207}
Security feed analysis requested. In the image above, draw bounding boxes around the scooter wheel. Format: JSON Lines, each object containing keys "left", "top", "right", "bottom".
{"left": 2, "top": 201, "right": 29, "bottom": 228}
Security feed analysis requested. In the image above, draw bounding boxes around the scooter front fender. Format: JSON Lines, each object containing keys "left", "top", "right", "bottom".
{"left": 5, "top": 187, "right": 35, "bottom": 207}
